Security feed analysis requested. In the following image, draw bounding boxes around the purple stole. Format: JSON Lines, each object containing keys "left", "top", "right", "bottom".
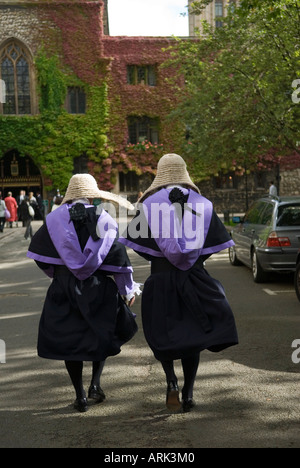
{"left": 119, "top": 188, "right": 234, "bottom": 270}
{"left": 28, "top": 204, "right": 129, "bottom": 280}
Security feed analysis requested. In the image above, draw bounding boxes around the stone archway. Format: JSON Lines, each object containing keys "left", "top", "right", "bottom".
{"left": 0, "top": 149, "right": 43, "bottom": 200}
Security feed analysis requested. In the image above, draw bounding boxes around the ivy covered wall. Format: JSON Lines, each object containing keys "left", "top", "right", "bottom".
{"left": 0, "top": 0, "right": 184, "bottom": 198}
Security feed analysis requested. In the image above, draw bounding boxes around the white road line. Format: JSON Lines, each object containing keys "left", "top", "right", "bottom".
{"left": 263, "top": 289, "right": 278, "bottom": 296}
{"left": 263, "top": 289, "right": 295, "bottom": 296}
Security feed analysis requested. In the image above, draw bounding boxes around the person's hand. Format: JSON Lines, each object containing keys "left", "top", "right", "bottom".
{"left": 128, "top": 296, "right": 135, "bottom": 307}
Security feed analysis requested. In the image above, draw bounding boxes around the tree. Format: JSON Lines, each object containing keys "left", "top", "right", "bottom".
{"left": 168, "top": 0, "right": 300, "bottom": 181}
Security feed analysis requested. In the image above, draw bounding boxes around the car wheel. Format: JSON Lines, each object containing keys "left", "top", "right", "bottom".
{"left": 229, "top": 246, "right": 242, "bottom": 266}
{"left": 295, "top": 262, "right": 300, "bottom": 302}
{"left": 252, "top": 249, "right": 268, "bottom": 283}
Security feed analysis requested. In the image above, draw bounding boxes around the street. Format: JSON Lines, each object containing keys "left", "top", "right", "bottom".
{"left": 0, "top": 221, "right": 300, "bottom": 448}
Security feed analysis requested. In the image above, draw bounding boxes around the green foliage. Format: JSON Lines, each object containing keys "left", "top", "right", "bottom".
{"left": 170, "top": 0, "right": 300, "bottom": 180}
{"left": 36, "top": 51, "right": 67, "bottom": 113}
{"left": 0, "top": 50, "right": 110, "bottom": 192}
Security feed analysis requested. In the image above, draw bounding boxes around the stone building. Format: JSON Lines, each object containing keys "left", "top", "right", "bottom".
{"left": 0, "top": 0, "right": 299, "bottom": 216}
{"left": 0, "top": 0, "right": 185, "bottom": 207}
{"left": 189, "top": 0, "right": 239, "bottom": 36}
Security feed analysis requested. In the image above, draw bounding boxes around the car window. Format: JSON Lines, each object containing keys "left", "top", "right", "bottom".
{"left": 259, "top": 203, "right": 274, "bottom": 226}
{"left": 277, "top": 204, "right": 300, "bottom": 227}
{"left": 244, "top": 202, "right": 267, "bottom": 224}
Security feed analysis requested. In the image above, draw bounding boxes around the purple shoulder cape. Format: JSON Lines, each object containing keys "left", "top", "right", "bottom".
{"left": 27, "top": 204, "right": 131, "bottom": 280}
{"left": 119, "top": 188, "right": 234, "bottom": 270}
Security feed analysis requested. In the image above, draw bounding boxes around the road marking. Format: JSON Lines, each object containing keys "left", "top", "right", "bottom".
{"left": 207, "top": 252, "right": 229, "bottom": 262}
{"left": 263, "top": 288, "right": 295, "bottom": 296}
{"left": 263, "top": 289, "right": 277, "bottom": 296}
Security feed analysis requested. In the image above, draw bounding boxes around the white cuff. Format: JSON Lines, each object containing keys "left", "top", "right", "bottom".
{"left": 125, "top": 282, "right": 143, "bottom": 301}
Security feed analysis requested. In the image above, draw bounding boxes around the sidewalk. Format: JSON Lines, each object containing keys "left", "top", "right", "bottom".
{"left": 0, "top": 220, "right": 44, "bottom": 243}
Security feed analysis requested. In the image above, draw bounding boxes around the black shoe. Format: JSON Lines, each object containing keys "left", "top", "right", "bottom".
{"left": 182, "top": 399, "right": 196, "bottom": 413}
{"left": 74, "top": 398, "right": 88, "bottom": 413}
{"left": 88, "top": 385, "right": 106, "bottom": 403}
{"left": 166, "top": 381, "right": 181, "bottom": 412}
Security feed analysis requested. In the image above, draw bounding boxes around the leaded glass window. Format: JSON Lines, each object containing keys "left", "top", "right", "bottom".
{"left": 66, "top": 87, "right": 86, "bottom": 114}
{"left": 127, "top": 65, "right": 157, "bottom": 86}
{"left": 128, "top": 117, "right": 159, "bottom": 144}
{"left": 0, "top": 41, "right": 32, "bottom": 115}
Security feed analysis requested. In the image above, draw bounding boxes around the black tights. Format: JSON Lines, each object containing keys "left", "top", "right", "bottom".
{"left": 160, "top": 353, "right": 200, "bottom": 400}
{"left": 65, "top": 360, "right": 105, "bottom": 400}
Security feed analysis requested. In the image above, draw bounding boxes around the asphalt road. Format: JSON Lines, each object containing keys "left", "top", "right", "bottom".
{"left": 0, "top": 221, "right": 299, "bottom": 449}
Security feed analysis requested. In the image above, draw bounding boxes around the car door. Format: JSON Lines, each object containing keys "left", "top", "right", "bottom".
{"left": 276, "top": 203, "right": 300, "bottom": 264}
{"left": 256, "top": 202, "right": 275, "bottom": 247}
{"left": 234, "top": 201, "right": 267, "bottom": 266}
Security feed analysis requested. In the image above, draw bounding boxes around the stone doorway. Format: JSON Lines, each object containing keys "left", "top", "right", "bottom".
{"left": 0, "top": 149, "right": 42, "bottom": 200}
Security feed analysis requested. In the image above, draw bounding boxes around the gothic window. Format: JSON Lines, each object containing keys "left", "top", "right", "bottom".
{"left": 215, "top": 1, "right": 224, "bottom": 28}
{"left": 0, "top": 40, "right": 33, "bottom": 115}
{"left": 128, "top": 116, "right": 159, "bottom": 144}
{"left": 127, "top": 65, "right": 157, "bottom": 86}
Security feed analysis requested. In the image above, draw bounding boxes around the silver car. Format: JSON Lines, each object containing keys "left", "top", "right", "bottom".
{"left": 295, "top": 251, "right": 300, "bottom": 302}
{"left": 229, "top": 196, "right": 300, "bottom": 283}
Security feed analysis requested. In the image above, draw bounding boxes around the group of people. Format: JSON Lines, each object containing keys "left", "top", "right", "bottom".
{"left": 0, "top": 190, "right": 43, "bottom": 239}
{"left": 27, "top": 154, "right": 239, "bottom": 414}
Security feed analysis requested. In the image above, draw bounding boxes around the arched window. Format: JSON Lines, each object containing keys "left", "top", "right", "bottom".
{"left": 0, "top": 40, "right": 34, "bottom": 115}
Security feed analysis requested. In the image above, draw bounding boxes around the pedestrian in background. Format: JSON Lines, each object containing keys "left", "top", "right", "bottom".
{"left": 19, "top": 196, "right": 34, "bottom": 240}
{"left": 28, "top": 192, "right": 38, "bottom": 220}
{"left": 51, "top": 195, "right": 63, "bottom": 212}
{"left": 36, "top": 192, "right": 45, "bottom": 221}
{"left": 27, "top": 174, "right": 141, "bottom": 413}
{"left": 0, "top": 195, "right": 6, "bottom": 233}
{"left": 120, "top": 153, "right": 238, "bottom": 413}
{"left": 17, "top": 190, "right": 26, "bottom": 226}
{"left": 269, "top": 181, "right": 278, "bottom": 197}
{"left": 4, "top": 192, "right": 18, "bottom": 228}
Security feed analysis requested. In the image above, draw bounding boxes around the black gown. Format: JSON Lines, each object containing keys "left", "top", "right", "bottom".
{"left": 119, "top": 188, "right": 239, "bottom": 361}
{"left": 28, "top": 205, "right": 137, "bottom": 362}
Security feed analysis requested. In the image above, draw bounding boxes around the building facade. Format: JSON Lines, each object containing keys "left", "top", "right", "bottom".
{"left": 0, "top": 0, "right": 299, "bottom": 216}
{"left": 189, "top": 0, "right": 239, "bottom": 36}
{"left": 0, "top": 0, "right": 184, "bottom": 206}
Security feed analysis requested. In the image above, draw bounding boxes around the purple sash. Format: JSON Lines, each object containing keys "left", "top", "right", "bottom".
{"left": 45, "top": 204, "right": 118, "bottom": 280}
{"left": 142, "top": 188, "right": 213, "bottom": 270}
{"left": 119, "top": 188, "right": 234, "bottom": 270}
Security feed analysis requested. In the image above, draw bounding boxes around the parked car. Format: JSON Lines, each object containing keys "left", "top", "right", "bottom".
{"left": 229, "top": 195, "right": 300, "bottom": 282}
{"left": 295, "top": 250, "right": 300, "bottom": 302}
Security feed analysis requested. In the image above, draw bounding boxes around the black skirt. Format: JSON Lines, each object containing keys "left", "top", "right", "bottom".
{"left": 38, "top": 268, "right": 127, "bottom": 361}
{"left": 141, "top": 264, "right": 238, "bottom": 361}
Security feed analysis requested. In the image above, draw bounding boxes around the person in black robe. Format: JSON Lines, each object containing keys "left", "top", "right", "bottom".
{"left": 27, "top": 174, "right": 141, "bottom": 412}
{"left": 119, "top": 154, "right": 238, "bottom": 413}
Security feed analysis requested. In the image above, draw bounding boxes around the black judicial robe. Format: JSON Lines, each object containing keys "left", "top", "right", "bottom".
{"left": 119, "top": 188, "right": 239, "bottom": 361}
{"left": 27, "top": 203, "right": 137, "bottom": 361}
